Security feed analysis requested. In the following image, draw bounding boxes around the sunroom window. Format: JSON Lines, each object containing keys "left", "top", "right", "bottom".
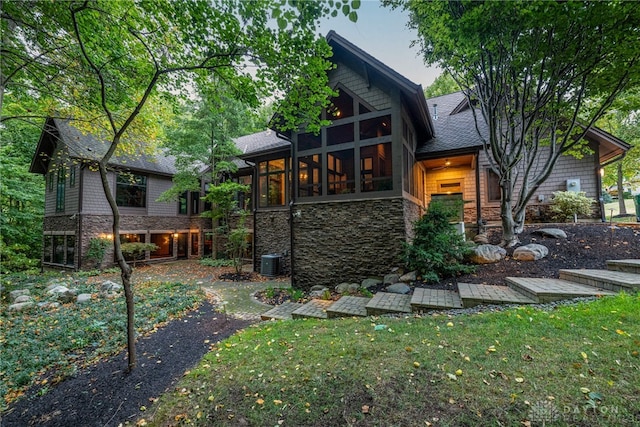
{"left": 258, "top": 159, "right": 287, "bottom": 207}
{"left": 116, "top": 173, "right": 147, "bottom": 208}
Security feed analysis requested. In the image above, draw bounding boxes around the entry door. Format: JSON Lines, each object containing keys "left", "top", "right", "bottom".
{"left": 177, "top": 233, "right": 188, "bottom": 259}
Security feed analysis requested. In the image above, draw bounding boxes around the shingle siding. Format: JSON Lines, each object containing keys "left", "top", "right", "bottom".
{"left": 330, "top": 62, "right": 391, "bottom": 111}
{"left": 147, "top": 175, "right": 178, "bottom": 216}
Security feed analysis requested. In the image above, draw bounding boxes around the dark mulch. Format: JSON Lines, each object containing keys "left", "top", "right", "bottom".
{"left": 456, "top": 223, "right": 640, "bottom": 286}
{"left": 2, "top": 302, "right": 251, "bottom": 427}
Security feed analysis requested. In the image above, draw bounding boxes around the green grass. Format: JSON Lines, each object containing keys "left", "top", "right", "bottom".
{"left": 147, "top": 294, "right": 640, "bottom": 426}
{"left": 604, "top": 199, "right": 637, "bottom": 222}
{"left": 0, "top": 272, "right": 205, "bottom": 409}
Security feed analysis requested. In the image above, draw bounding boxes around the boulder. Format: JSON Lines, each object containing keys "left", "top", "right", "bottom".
{"left": 386, "top": 283, "right": 411, "bottom": 294}
{"left": 77, "top": 293, "right": 93, "bottom": 304}
{"left": 399, "top": 271, "right": 417, "bottom": 282}
{"left": 534, "top": 228, "right": 567, "bottom": 239}
{"left": 383, "top": 273, "right": 400, "bottom": 285}
{"left": 14, "top": 295, "right": 33, "bottom": 304}
{"left": 9, "top": 289, "right": 30, "bottom": 302}
{"left": 473, "top": 233, "right": 490, "bottom": 244}
{"left": 100, "top": 280, "right": 123, "bottom": 293}
{"left": 361, "top": 278, "right": 382, "bottom": 290}
{"left": 513, "top": 244, "right": 549, "bottom": 261}
{"left": 335, "top": 283, "right": 360, "bottom": 295}
{"left": 53, "top": 288, "right": 77, "bottom": 304}
{"left": 38, "top": 301, "right": 61, "bottom": 309}
{"left": 309, "top": 286, "right": 330, "bottom": 298}
{"left": 470, "top": 244, "right": 507, "bottom": 264}
{"left": 47, "top": 285, "right": 70, "bottom": 295}
{"left": 8, "top": 302, "right": 34, "bottom": 312}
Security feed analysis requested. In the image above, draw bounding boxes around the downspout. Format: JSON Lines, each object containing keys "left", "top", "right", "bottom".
{"left": 77, "top": 163, "right": 84, "bottom": 270}
{"left": 289, "top": 142, "right": 296, "bottom": 288}
{"left": 245, "top": 160, "right": 258, "bottom": 273}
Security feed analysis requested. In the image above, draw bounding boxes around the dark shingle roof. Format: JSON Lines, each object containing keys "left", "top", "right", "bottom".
{"left": 234, "top": 129, "right": 290, "bottom": 157}
{"left": 53, "top": 119, "right": 177, "bottom": 175}
{"left": 416, "top": 91, "right": 486, "bottom": 158}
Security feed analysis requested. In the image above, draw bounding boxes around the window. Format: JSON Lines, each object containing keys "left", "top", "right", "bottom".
{"left": 43, "top": 236, "right": 53, "bottom": 263}
{"left": 116, "top": 173, "right": 147, "bottom": 208}
{"left": 327, "top": 149, "right": 355, "bottom": 195}
{"left": 360, "top": 143, "right": 392, "bottom": 192}
{"left": 53, "top": 235, "right": 65, "bottom": 264}
{"left": 56, "top": 168, "right": 65, "bottom": 212}
{"left": 120, "top": 233, "right": 147, "bottom": 262}
{"left": 298, "top": 132, "right": 322, "bottom": 151}
{"left": 48, "top": 172, "right": 54, "bottom": 191}
{"left": 360, "top": 115, "right": 391, "bottom": 140}
{"left": 327, "top": 89, "right": 354, "bottom": 119}
{"left": 326, "top": 123, "right": 354, "bottom": 146}
{"left": 69, "top": 165, "right": 76, "bottom": 187}
{"left": 191, "top": 191, "right": 200, "bottom": 214}
{"left": 258, "top": 159, "right": 287, "bottom": 207}
{"left": 298, "top": 154, "right": 322, "bottom": 197}
{"left": 437, "top": 179, "right": 463, "bottom": 194}
{"left": 150, "top": 233, "right": 173, "bottom": 259}
{"left": 178, "top": 192, "right": 187, "bottom": 214}
{"left": 487, "top": 169, "right": 501, "bottom": 202}
{"left": 66, "top": 235, "right": 75, "bottom": 266}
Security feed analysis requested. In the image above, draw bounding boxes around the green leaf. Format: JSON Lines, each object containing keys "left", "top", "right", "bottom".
{"left": 348, "top": 11, "right": 358, "bottom": 22}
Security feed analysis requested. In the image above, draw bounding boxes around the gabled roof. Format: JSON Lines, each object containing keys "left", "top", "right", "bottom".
{"left": 30, "top": 118, "right": 177, "bottom": 176}
{"left": 416, "top": 91, "right": 486, "bottom": 159}
{"left": 417, "top": 91, "right": 631, "bottom": 164}
{"left": 326, "top": 31, "right": 434, "bottom": 143}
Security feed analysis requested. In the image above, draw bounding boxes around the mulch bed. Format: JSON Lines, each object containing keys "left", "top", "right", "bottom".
{"left": 2, "top": 302, "right": 250, "bottom": 427}
{"left": 3, "top": 223, "right": 638, "bottom": 426}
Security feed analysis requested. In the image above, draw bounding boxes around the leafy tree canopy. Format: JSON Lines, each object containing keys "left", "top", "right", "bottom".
{"left": 392, "top": 0, "right": 640, "bottom": 245}
{"left": 423, "top": 71, "right": 460, "bottom": 99}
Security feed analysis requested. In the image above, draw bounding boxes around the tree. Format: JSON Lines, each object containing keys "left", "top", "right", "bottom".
{"left": 423, "top": 71, "right": 459, "bottom": 99}
{"left": 395, "top": 0, "right": 640, "bottom": 246}
{"left": 158, "top": 83, "right": 259, "bottom": 259}
{"left": 2, "top": 0, "right": 359, "bottom": 371}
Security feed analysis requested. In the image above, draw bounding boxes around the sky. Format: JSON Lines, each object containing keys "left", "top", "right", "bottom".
{"left": 318, "top": 0, "right": 442, "bottom": 89}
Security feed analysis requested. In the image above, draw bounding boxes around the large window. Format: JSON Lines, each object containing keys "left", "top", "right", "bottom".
{"left": 327, "top": 149, "right": 355, "bottom": 195}
{"left": 116, "top": 173, "right": 147, "bottom": 208}
{"left": 487, "top": 169, "right": 501, "bottom": 202}
{"left": 361, "top": 143, "right": 392, "bottom": 192}
{"left": 298, "top": 154, "right": 322, "bottom": 197}
{"left": 56, "top": 168, "right": 65, "bottom": 212}
{"left": 178, "top": 192, "right": 188, "bottom": 214}
{"left": 191, "top": 191, "right": 200, "bottom": 214}
{"left": 150, "top": 233, "right": 173, "bottom": 259}
{"left": 259, "top": 159, "right": 287, "bottom": 207}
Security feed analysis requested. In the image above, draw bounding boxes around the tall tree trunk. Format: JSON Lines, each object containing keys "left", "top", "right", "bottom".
{"left": 499, "top": 178, "right": 521, "bottom": 247}
{"left": 617, "top": 162, "right": 627, "bottom": 215}
{"left": 98, "top": 162, "right": 135, "bottom": 371}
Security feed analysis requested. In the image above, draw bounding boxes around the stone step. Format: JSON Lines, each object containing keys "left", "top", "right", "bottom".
{"left": 291, "top": 299, "right": 334, "bottom": 320}
{"left": 506, "top": 277, "right": 617, "bottom": 303}
{"left": 365, "top": 292, "right": 412, "bottom": 316}
{"left": 458, "top": 283, "right": 535, "bottom": 307}
{"left": 559, "top": 269, "right": 640, "bottom": 292}
{"left": 607, "top": 259, "right": 640, "bottom": 274}
{"left": 260, "top": 302, "right": 304, "bottom": 321}
{"left": 325, "top": 296, "right": 371, "bottom": 318}
{"left": 410, "top": 288, "right": 463, "bottom": 311}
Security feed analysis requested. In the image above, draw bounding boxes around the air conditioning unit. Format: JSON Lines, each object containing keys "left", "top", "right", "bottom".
{"left": 260, "top": 254, "right": 281, "bottom": 277}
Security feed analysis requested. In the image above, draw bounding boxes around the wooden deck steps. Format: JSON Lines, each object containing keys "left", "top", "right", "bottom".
{"left": 261, "top": 259, "right": 640, "bottom": 321}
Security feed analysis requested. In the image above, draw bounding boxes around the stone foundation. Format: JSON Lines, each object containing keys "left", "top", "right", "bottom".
{"left": 291, "top": 198, "right": 407, "bottom": 290}
{"left": 254, "top": 210, "right": 291, "bottom": 274}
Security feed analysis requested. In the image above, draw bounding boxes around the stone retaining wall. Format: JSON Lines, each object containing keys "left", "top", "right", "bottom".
{"left": 291, "top": 198, "right": 407, "bottom": 290}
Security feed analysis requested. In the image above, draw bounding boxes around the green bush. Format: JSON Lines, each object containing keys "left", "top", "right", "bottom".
{"left": 601, "top": 191, "right": 613, "bottom": 204}
{"left": 549, "top": 191, "right": 593, "bottom": 222}
{"left": 86, "top": 237, "right": 110, "bottom": 268}
{"left": 404, "top": 201, "right": 475, "bottom": 283}
{"left": 120, "top": 242, "right": 158, "bottom": 266}
{"left": 0, "top": 242, "right": 40, "bottom": 274}
{"left": 199, "top": 258, "right": 235, "bottom": 267}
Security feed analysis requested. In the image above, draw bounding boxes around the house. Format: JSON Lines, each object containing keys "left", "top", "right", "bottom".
{"left": 30, "top": 31, "right": 630, "bottom": 288}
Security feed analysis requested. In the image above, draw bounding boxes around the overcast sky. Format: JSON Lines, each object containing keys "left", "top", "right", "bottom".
{"left": 318, "top": 0, "right": 442, "bottom": 89}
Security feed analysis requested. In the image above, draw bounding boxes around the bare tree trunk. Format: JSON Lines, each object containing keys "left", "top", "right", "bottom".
{"left": 617, "top": 162, "right": 627, "bottom": 215}
{"left": 500, "top": 198, "right": 521, "bottom": 247}
{"left": 98, "top": 162, "right": 135, "bottom": 371}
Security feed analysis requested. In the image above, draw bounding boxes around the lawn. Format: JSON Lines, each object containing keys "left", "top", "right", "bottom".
{"left": 146, "top": 293, "right": 640, "bottom": 427}
{"left": 0, "top": 270, "right": 205, "bottom": 410}
{"left": 604, "top": 199, "right": 637, "bottom": 221}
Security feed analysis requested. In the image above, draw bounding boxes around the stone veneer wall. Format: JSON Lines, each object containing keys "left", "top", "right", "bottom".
{"left": 291, "top": 198, "right": 407, "bottom": 290}
{"left": 403, "top": 198, "right": 424, "bottom": 242}
{"left": 254, "top": 210, "right": 291, "bottom": 275}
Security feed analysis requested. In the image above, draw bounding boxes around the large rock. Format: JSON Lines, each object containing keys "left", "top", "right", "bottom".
{"left": 361, "top": 278, "right": 382, "bottom": 290}
{"left": 399, "top": 271, "right": 417, "bottom": 282}
{"left": 47, "top": 285, "right": 70, "bottom": 295}
{"left": 48, "top": 286, "right": 77, "bottom": 303}
{"left": 100, "top": 280, "right": 122, "bottom": 293}
{"left": 335, "top": 283, "right": 360, "bottom": 295}
{"left": 9, "top": 289, "right": 30, "bottom": 302}
{"left": 534, "top": 228, "right": 567, "bottom": 239}
{"left": 513, "top": 244, "right": 549, "bottom": 261}
{"left": 386, "top": 283, "right": 411, "bottom": 294}
{"left": 13, "top": 295, "right": 33, "bottom": 304}
{"left": 77, "top": 293, "right": 93, "bottom": 304}
{"left": 38, "top": 301, "right": 61, "bottom": 309}
{"left": 309, "top": 286, "right": 329, "bottom": 298}
{"left": 383, "top": 273, "right": 400, "bottom": 285}
{"left": 8, "top": 302, "right": 34, "bottom": 312}
{"left": 470, "top": 244, "right": 507, "bottom": 264}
